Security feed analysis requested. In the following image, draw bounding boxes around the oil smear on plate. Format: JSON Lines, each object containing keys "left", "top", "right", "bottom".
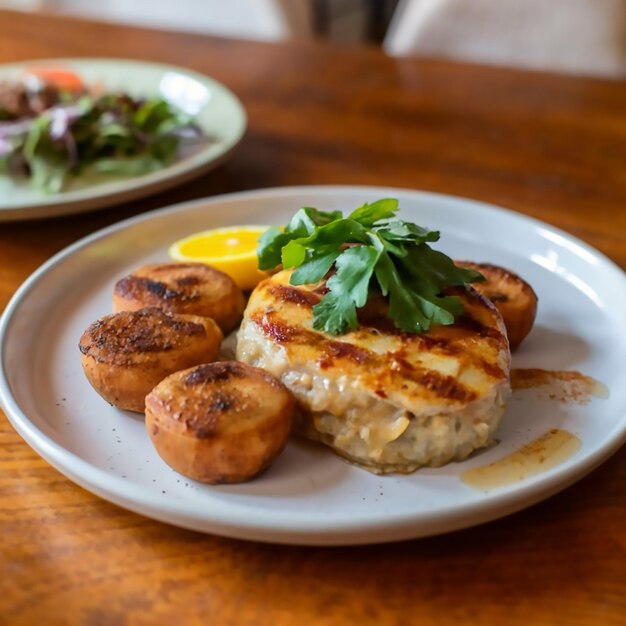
{"left": 510, "top": 368, "right": 608, "bottom": 404}
{"left": 462, "top": 428, "right": 581, "bottom": 491}
{"left": 461, "top": 368, "right": 608, "bottom": 491}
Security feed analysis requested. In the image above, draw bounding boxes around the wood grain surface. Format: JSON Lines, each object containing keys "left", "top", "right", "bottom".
{"left": 0, "top": 10, "right": 625, "bottom": 626}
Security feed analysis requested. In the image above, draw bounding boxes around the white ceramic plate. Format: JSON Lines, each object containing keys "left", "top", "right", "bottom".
{"left": 1, "top": 186, "right": 625, "bottom": 545}
{"left": 0, "top": 58, "right": 246, "bottom": 221}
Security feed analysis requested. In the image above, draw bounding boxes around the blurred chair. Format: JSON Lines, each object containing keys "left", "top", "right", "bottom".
{"left": 27, "top": 0, "right": 313, "bottom": 41}
{"left": 384, "top": 0, "right": 626, "bottom": 77}
{"left": 0, "top": 0, "right": 42, "bottom": 8}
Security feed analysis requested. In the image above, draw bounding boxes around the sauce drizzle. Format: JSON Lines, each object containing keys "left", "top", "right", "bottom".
{"left": 461, "top": 429, "right": 581, "bottom": 491}
{"left": 510, "top": 368, "right": 608, "bottom": 404}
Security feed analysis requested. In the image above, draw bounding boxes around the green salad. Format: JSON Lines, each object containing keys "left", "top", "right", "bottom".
{"left": 0, "top": 84, "right": 207, "bottom": 193}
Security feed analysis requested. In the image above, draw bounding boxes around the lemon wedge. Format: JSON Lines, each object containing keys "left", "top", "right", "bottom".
{"left": 168, "top": 226, "right": 269, "bottom": 290}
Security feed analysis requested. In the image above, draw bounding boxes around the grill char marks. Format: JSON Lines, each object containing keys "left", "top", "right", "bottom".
{"left": 391, "top": 355, "right": 477, "bottom": 403}
{"left": 319, "top": 340, "right": 372, "bottom": 369}
{"left": 359, "top": 290, "right": 506, "bottom": 351}
{"left": 453, "top": 314, "right": 504, "bottom": 342}
{"left": 78, "top": 309, "right": 223, "bottom": 413}
{"left": 114, "top": 275, "right": 197, "bottom": 304}
{"left": 250, "top": 311, "right": 485, "bottom": 404}
{"left": 237, "top": 269, "right": 512, "bottom": 473}
{"left": 246, "top": 274, "right": 509, "bottom": 409}
{"left": 254, "top": 281, "right": 507, "bottom": 383}
{"left": 184, "top": 410, "right": 219, "bottom": 439}
{"left": 251, "top": 311, "right": 308, "bottom": 345}
{"left": 144, "top": 279, "right": 179, "bottom": 299}
{"left": 183, "top": 361, "right": 247, "bottom": 386}
{"left": 79, "top": 308, "right": 206, "bottom": 362}
{"left": 174, "top": 362, "right": 287, "bottom": 437}
{"left": 175, "top": 276, "right": 201, "bottom": 287}
{"left": 176, "top": 389, "right": 236, "bottom": 439}
{"left": 112, "top": 262, "right": 245, "bottom": 334}
{"left": 457, "top": 262, "right": 526, "bottom": 300}
{"left": 268, "top": 284, "right": 321, "bottom": 308}
{"left": 266, "top": 282, "right": 506, "bottom": 353}
{"left": 145, "top": 361, "right": 295, "bottom": 483}
{"left": 142, "top": 264, "right": 203, "bottom": 289}
{"left": 454, "top": 261, "right": 538, "bottom": 351}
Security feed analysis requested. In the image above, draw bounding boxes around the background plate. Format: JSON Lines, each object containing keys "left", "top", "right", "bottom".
{"left": 1, "top": 186, "right": 625, "bottom": 545}
{"left": 0, "top": 58, "right": 246, "bottom": 221}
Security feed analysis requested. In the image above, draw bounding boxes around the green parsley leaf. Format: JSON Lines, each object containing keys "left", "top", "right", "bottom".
{"left": 349, "top": 198, "right": 398, "bottom": 227}
{"left": 377, "top": 220, "right": 440, "bottom": 245}
{"left": 257, "top": 199, "right": 484, "bottom": 335}
{"left": 257, "top": 227, "right": 291, "bottom": 270}
{"left": 374, "top": 252, "right": 434, "bottom": 332}
{"left": 312, "top": 246, "right": 380, "bottom": 334}
{"left": 288, "top": 207, "right": 342, "bottom": 235}
{"left": 257, "top": 207, "right": 343, "bottom": 270}
{"left": 290, "top": 249, "right": 341, "bottom": 285}
{"left": 281, "top": 240, "right": 308, "bottom": 268}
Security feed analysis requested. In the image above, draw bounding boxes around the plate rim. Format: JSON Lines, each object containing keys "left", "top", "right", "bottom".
{"left": 0, "top": 57, "right": 247, "bottom": 220}
{"left": 1, "top": 184, "right": 625, "bottom": 544}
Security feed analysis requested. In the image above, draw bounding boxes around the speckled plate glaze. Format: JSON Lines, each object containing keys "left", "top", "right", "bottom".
{"left": 0, "top": 58, "right": 246, "bottom": 220}
{"left": 1, "top": 186, "right": 625, "bottom": 545}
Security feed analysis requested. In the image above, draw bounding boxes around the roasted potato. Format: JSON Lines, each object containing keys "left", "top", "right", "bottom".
{"left": 145, "top": 361, "right": 295, "bottom": 484}
{"left": 113, "top": 262, "right": 244, "bottom": 334}
{"left": 79, "top": 308, "right": 223, "bottom": 412}
{"left": 457, "top": 261, "right": 538, "bottom": 350}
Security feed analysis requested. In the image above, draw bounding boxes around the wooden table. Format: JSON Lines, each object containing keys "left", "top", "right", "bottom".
{"left": 1, "top": 10, "right": 625, "bottom": 626}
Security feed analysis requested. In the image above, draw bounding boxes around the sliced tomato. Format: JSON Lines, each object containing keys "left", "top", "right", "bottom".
{"left": 23, "top": 66, "right": 85, "bottom": 91}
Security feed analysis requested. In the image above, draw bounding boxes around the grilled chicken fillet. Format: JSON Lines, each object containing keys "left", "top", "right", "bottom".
{"left": 236, "top": 270, "right": 511, "bottom": 474}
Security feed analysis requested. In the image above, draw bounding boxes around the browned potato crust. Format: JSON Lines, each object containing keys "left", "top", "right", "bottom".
{"left": 79, "top": 308, "right": 223, "bottom": 412}
{"left": 145, "top": 361, "right": 295, "bottom": 484}
{"left": 113, "top": 262, "right": 244, "bottom": 334}
{"left": 458, "top": 261, "right": 538, "bottom": 350}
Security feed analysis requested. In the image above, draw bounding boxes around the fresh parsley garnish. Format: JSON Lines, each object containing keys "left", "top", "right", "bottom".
{"left": 257, "top": 198, "right": 483, "bottom": 335}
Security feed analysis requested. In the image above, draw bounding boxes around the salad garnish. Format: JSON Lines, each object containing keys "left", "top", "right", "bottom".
{"left": 0, "top": 70, "right": 207, "bottom": 192}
